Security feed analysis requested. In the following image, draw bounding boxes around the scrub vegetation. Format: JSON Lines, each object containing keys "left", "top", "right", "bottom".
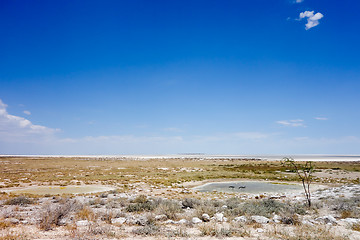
{"left": 0, "top": 157, "right": 359, "bottom": 191}
{"left": 0, "top": 156, "right": 359, "bottom": 239}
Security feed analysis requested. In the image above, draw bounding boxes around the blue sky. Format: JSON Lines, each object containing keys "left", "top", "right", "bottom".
{"left": 1, "top": 0, "right": 360, "bottom": 155}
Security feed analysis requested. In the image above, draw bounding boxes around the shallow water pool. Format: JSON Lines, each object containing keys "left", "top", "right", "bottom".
{"left": 193, "top": 181, "right": 304, "bottom": 194}
{"left": 6, "top": 185, "right": 115, "bottom": 195}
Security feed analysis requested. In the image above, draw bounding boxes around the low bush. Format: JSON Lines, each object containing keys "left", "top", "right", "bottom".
{"left": 330, "top": 196, "right": 360, "bottom": 218}
{"left": 126, "top": 201, "right": 155, "bottom": 212}
{"left": 272, "top": 225, "right": 350, "bottom": 240}
{"left": 225, "top": 197, "right": 243, "bottom": 209}
{"left": 195, "top": 201, "right": 218, "bottom": 218}
{"left": 182, "top": 198, "right": 201, "bottom": 209}
{"left": 132, "top": 195, "right": 147, "bottom": 204}
{"left": 165, "top": 227, "right": 189, "bottom": 238}
{"left": 126, "top": 195, "right": 156, "bottom": 213}
{"left": 155, "top": 199, "right": 182, "bottom": 220}
{"left": 76, "top": 206, "right": 95, "bottom": 221}
{"left": 225, "top": 199, "right": 285, "bottom": 218}
{"left": 87, "top": 222, "right": 115, "bottom": 236}
{"left": 280, "top": 214, "right": 300, "bottom": 225}
{"left": 132, "top": 224, "right": 160, "bottom": 236}
{"left": 5, "top": 196, "right": 33, "bottom": 206}
{"left": 198, "top": 223, "right": 235, "bottom": 238}
{"left": 39, "top": 198, "right": 82, "bottom": 231}
{"left": 224, "top": 199, "right": 306, "bottom": 219}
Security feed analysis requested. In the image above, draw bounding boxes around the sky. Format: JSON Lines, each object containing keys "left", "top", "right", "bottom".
{"left": 1, "top": 0, "right": 360, "bottom": 155}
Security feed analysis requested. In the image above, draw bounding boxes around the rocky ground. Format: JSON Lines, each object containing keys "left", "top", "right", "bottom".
{"left": 0, "top": 183, "right": 360, "bottom": 239}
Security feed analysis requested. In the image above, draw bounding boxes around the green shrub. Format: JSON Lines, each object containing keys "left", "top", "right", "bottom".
{"left": 155, "top": 199, "right": 183, "bottom": 220}
{"left": 5, "top": 196, "right": 33, "bottom": 206}
{"left": 330, "top": 196, "right": 360, "bottom": 218}
{"left": 182, "top": 198, "right": 201, "bottom": 209}
{"left": 225, "top": 199, "right": 285, "bottom": 218}
{"left": 133, "top": 224, "right": 160, "bottom": 236}
{"left": 126, "top": 201, "right": 155, "bottom": 212}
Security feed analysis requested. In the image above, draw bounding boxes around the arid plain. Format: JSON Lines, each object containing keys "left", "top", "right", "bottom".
{"left": 0, "top": 156, "right": 359, "bottom": 239}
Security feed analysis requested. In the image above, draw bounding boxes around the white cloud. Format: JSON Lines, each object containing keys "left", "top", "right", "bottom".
{"left": 315, "top": 117, "right": 328, "bottom": 121}
{"left": 0, "top": 99, "right": 59, "bottom": 143}
{"left": 276, "top": 119, "right": 305, "bottom": 127}
{"left": 299, "top": 11, "right": 324, "bottom": 30}
{"left": 295, "top": 0, "right": 304, "bottom": 3}
{"left": 23, "top": 110, "right": 31, "bottom": 115}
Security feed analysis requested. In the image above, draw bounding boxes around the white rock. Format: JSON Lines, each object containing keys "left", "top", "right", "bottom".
{"left": 58, "top": 218, "right": 68, "bottom": 226}
{"left": 256, "top": 228, "right": 264, "bottom": 233}
{"left": 340, "top": 218, "right": 360, "bottom": 225}
{"left": 178, "top": 219, "right": 188, "bottom": 224}
{"left": 202, "top": 214, "right": 210, "bottom": 222}
{"left": 315, "top": 215, "right": 337, "bottom": 225}
{"left": 233, "top": 216, "right": 247, "bottom": 223}
{"left": 272, "top": 215, "right": 281, "bottom": 223}
{"left": 111, "top": 217, "right": 126, "bottom": 225}
{"left": 302, "top": 219, "right": 315, "bottom": 226}
{"left": 155, "top": 214, "right": 167, "bottom": 221}
{"left": 165, "top": 219, "right": 175, "bottom": 224}
{"left": 251, "top": 216, "right": 270, "bottom": 224}
{"left": 214, "top": 213, "right": 224, "bottom": 222}
{"left": 157, "top": 167, "right": 169, "bottom": 170}
{"left": 76, "top": 220, "right": 90, "bottom": 226}
{"left": 221, "top": 205, "right": 228, "bottom": 209}
{"left": 192, "top": 217, "right": 202, "bottom": 224}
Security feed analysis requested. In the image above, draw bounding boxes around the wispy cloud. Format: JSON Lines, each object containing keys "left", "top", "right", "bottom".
{"left": 315, "top": 117, "right": 328, "bottom": 121}
{"left": 23, "top": 110, "right": 31, "bottom": 115}
{"left": 299, "top": 11, "right": 324, "bottom": 30}
{"left": 65, "top": 135, "right": 184, "bottom": 144}
{"left": 0, "top": 99, "right": 59, "bottom": 143}
{"left": 276, "top": 119, "right": 305, "bottom": 127}
{"left": 295, "top": 0, "right": 304, "bottom": 3}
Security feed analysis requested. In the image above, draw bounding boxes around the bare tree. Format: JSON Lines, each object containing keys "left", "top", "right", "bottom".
{"left": 282, "top": 157, "right": 314, "bottom": 207}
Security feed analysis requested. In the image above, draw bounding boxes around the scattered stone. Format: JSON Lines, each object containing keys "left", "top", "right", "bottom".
{"left": 20, "top": 220, "right": 29, "bottom": 225}
{"left": 111, "top": 217, "right": 126, "bottom": 225}
{"left": 315, "top": 215, "right": 337, "bottom": 225}
{"left": 221, "top": 205, "right": 228, "bottom": 209}
{"left": 272, "top": 215, "right": 281, "bottom": 223}
{"left": 155, "top": 214, "right": 167, "bottom": 221}
{"left": 178, "top": 219, "right": 188, "bottom": 224}
{"left": 157, "top": 167, "right": 169, "bottom": 170}
{"left": 256, "top": 228, "right": 264, "bottom": 233}
{"left": 192, "top": 217, "right": 202, "bottom": 224}
{"left": 76, "top": 220, "right": 90, "bottom": 226}
{"left": 301, "top": 219, "right": 315, "bottom": 226}
{"left": 201, "top": 213, "right": 210, "bottom": 222}
{"left": 269, "top": 195, "right": 282, "bottom": 199}
{"left": 214, "top": 213, "right": 224, "bottom": 222}
{"left": 340, "top": 218, "right": 360, "bottom": 225}
{"left": 233, "top": 216, "right": 247, "bottom": 223}
{"left": 251, "top": 216, "right": 270, "bottom": 224}
{"left": 58, "top": 218, "right": 68, "bottom": 226}
{"left": 165, "top": 219, "right": 175, "bottom": 224}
